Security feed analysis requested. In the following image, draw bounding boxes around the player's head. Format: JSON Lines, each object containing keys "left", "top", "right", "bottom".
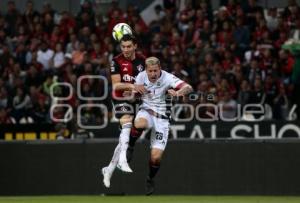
{"left": 120, "top": 34, "right": 137, "bottom": 60}
{"left": 145, "top": 56, "right": 161, "bottom": 83}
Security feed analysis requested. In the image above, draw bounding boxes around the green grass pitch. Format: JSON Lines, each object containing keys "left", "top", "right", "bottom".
{"left": 0, "top": 196, "right": 300, "bottom": 203}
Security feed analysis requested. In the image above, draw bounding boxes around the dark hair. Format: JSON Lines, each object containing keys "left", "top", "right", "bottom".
{"left": 120, "top": 34, "right": 137, "bottom": 44}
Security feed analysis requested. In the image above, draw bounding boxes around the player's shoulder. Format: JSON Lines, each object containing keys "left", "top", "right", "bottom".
{"left": 162, "top": 70, "right": 174, "bottom": 79}
{"left": 162, "top": 70, "right": 182, "bottom": 85}
{"left": 113, "top": 53, "right": 124, "bottom": 61}
{"left": 135, "top": 70, "right": 146, "bottom": 83}
{"left": 110, "top": 54, "right": 123, "bottom": 73}
{"left": 137, "top": 70, "right": 147, "bottom": 77}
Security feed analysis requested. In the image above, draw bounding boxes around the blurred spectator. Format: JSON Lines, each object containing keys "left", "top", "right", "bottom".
{"left": 153, "top": 4, "right": 166, "bottom": 23}
{"left": 243, "top": 0, "right": 264, "bottom": 31}
{"left": 23, "top": 1, "right": 39, "bottom": 25}
{"left": 233, "top": 17, "right": 250, "bottom": 52}
{"left": 237, "top": 79, "right": 250, "bottom": 108}
{"left": 29, "top": 85, "right": 49, "bottom": 122}
{"left": 72, "top": 42, "right": 87, "bottom": 65}
{"left": 0, "top": 85, "right": 10, "bottom": 109}
{"left": 11, "top": 87, "right": 32, "bottom": 121}
{"left": 0, "top": 107, "right": 15, "bottom": 124}
{"left": 59, "top": 11, "right": 76, "bottom": 36}
{"left": 218, "top": 91, "right": 237, "bottom": 119}
{"left": 43, "top": 12, "right": 55, "bottom": 35}
{"left": 66, "top": 33, "right": 79, "bottom": 54}
{"left": 264, "top": 74, "right": 278, "bottom": 105}
{"left": 37, "top": 41, "right": 54, "bottom": 70}
{"left": 52, "top": 43, "right": 65, "bottom": 69}
{"left": 249, "top": 77, "right": 266, "bottom": 105}
{"left": 42, "top": 2, "right": 56, "bottom": 18}
{"left": 25, "top": 64, "right": 44, "bottom": 88}
{"left": 5, "top": 1, "right": 20, "bottom": 37}
{"left": 265, "top": 7, "right": 279, "bottom": 32}
{"left": 273, "top": 83, "right": 289, "bottom": 119}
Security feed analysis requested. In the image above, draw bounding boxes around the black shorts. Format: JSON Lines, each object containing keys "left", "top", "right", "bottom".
{"left": 112, "top": 100, "right": 138, "bottom": 119}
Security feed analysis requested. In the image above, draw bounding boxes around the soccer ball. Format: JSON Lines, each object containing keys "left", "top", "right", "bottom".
{"left": 112, "top": 23, "right": 133, "bottom": 41}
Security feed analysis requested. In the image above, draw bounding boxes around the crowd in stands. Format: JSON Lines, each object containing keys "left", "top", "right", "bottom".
{"left": 0, "top": 0, "right": 299, "bottom": 125}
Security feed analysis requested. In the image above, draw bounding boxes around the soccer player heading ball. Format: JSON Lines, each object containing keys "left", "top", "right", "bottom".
{"left": 102, "top": 54, "right": 193, "bottom": 195}
{"left": 102, "top": 33, "right": 146, "bottom": 183}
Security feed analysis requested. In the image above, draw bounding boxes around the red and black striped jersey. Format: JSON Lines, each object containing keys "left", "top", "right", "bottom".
{"left": 110, "top": 53, "right": 145, "bottom": 99}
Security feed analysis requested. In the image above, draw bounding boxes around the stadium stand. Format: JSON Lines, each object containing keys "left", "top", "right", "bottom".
{"left": 0, "top": 0, "right": 299, "bottom": 127}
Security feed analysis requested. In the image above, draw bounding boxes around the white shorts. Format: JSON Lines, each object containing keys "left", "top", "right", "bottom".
{"left": 135, "top": 109, "right": 170, "bottom": 151}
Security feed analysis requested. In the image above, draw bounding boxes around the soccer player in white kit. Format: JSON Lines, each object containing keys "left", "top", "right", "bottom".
{"left": 101, "top": 56, "right": 192, "bottom": 194}
{"left": 134, "top": 57, "right": 193, "bottom": 195}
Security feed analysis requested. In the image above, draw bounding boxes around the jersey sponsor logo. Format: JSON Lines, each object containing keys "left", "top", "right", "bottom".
{"left": 123, "top": 74, "right": 136, "bottom": 82}
{"left": 137, "top": 64, "right": 144, "bottom": 72}
{"left": 122, "top": 63, "right": 129, "bottom": 66}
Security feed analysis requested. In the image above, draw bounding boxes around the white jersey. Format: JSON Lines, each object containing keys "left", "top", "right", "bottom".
{"left": 135, "top": 70, "right": 185, "bottom": 116}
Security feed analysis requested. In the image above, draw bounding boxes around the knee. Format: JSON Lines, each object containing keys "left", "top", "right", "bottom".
{"left": 134, "top": 118, "right": 148, "bottom": 130}
{"left": 150, "top": 154, "right": 162, "bottom": 165}
{"left": 120, "top": 115, "right": 133, "bottom": 125}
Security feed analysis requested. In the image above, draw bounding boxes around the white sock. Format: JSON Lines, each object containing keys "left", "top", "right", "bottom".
{"left": 118, "top": 123, "right": 132, "bottom": 163}
{"left": 107, "top": 143, "right": 121, "bottom": 174}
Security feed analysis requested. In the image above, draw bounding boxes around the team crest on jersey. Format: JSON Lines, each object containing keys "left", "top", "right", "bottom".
{"left": 137, "top": 64, "right": 144, "bottom": 72}
{"left": 157, "top": 81, "right": 161, "bottom": 86}
{"left": 120, "top": 106, "right": 127, "bottom": 112}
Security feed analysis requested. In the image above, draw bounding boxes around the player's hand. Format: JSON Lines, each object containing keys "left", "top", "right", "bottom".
{"left": 123, "top": 90, "right": 132, "bottom": 98}
{"left": 167, "top": 89, "right": 178, "bottom": 97}
{"left": 134, "top": 84, "right": 147, "bottom": 95}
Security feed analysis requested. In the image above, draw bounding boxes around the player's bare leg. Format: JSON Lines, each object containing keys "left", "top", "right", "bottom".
{"left": 146, "top": 148, "right": 163, "bottom": 195}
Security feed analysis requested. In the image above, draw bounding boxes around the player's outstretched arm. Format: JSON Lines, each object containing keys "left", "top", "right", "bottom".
{"left": 111, "top": 74, "right": 147, "bottom": 94}
{"left": 111, "top": 74, "right": 135, "bottom": 91}
{"left": 176, "top": 84, "right": 193, "bottom": 96}
{"left": 168, "top": 84, "right": 193, "bottom": 97}
{"left": 133, "top": 84, "right": 147, "bottom": 94}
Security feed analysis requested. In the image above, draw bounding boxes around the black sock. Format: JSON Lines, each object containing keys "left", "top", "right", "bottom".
{"left": 148, "top": 161, "right": 160, "bottom": 179}
{"left": 129, "top": 127, "right": 143, "bottom": 148}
